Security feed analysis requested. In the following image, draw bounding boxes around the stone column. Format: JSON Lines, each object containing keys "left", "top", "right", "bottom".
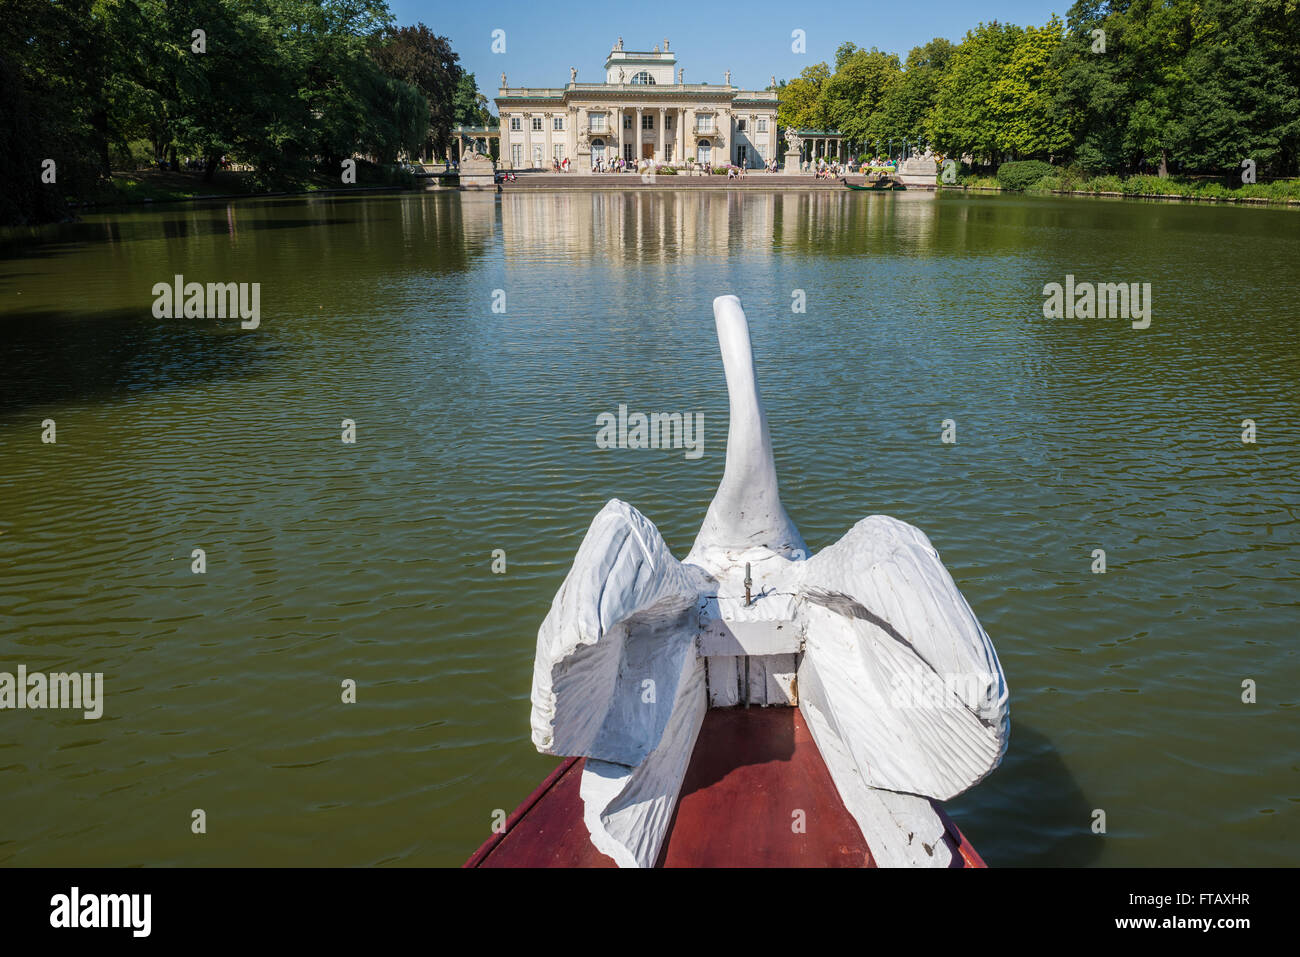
{"left": 678, "top": 107, "right": 685, "bottom": 166}
{"left": 657, "top": 108, "right": 665, "bottom": 162}
{"left": 544, "top": 113, "right": 553, "bottom": 168}
{"left": 635, "top": 106, "right": 644, "bottom": 164}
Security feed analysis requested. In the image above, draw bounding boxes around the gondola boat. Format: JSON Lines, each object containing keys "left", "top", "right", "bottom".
{"left": 466, "top": 296, "right": 1009, "bottom": 868}
{"left": 842, "top": 176, "right": 906, "bottom": 191}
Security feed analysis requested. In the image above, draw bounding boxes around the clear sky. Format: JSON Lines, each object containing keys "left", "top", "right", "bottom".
{"left": 386, "top": 1, "right": 1071, "bottom": 113}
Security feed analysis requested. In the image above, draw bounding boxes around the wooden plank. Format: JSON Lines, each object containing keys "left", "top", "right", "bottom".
{"left": 470, "top": 758, "right": 616, "bottom": 868}
{"left": 470, "top": 709, "right": 984, "bottom": 868}
{"left": 656, "top": 707, "right": 874, "bottom": 867}
{"left": 706, "top": 655, "right": 740, "bottom": 708}
{"left": 697, "top": 618, "right": 802, "bottom": 657}
{"left": 764, "top": 652, "right": 798, "bottom": 706}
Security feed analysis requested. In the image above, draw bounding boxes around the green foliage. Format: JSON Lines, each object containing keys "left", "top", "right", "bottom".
{"left": 997, "top": 159, "right": 1055, "bottom": 190}
{"left": 777, "top": 1, "right": 1298, "bottom": 184}
{"left": 777, "top": 62, "right": 832, "bottom": 131}
{"left": 4, "top": 0, "right": 482, "bottom": 224}
{"left": 373, "top": 23, "right": 464, "bottom": 157}
{"left": 823, "top": 48, "right": 901, "bottom": 143}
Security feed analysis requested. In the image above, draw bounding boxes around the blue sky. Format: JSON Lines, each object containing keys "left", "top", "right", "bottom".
{"left": 387, "top": 1, "right": 1071, "bottom": 113}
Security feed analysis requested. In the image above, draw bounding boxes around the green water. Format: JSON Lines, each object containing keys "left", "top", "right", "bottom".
{"left": 1, "top": 190, "right": 1296, "bottom": 866}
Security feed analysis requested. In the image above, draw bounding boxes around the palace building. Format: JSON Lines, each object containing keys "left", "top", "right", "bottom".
{"left": 495, "top": 38, "right": 779, "bottom": 170}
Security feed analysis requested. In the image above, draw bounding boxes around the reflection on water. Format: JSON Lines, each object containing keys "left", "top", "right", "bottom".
{"left": 1, "top": 190, "right": 1297, "bottom": 866}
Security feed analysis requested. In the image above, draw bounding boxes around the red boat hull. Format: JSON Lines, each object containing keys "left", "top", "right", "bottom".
{"left": 466, "top": 707, "right": 985, "bottom": 868}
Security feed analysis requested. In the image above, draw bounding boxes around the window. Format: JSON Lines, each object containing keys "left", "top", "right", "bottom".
{"left": 531, "top": 117, "right": 543, "bottom": 131}
{"left": 590, "top": 113, "right": 607, "bottom": 132}
{"left": 665, "top": 145, "right": 673, "bottom": 163}
{"left": 737, "top": 119, "right": 747, "bottom": 132}
{"left": 641, "top": 114, "right": 654, "bottom": 130}
{"left": 553, "top": 117, "right": 564, "bottom": 131}
{"left": 697, "top": 140, "right": 711, "bottom": 165}
{"left": 737, "top": 145, "right": 748, "bottom": 166}
{"left": 631, "top": 71, "right": 655, "bottom": 85}
{"left": 511, "top": 144, "right": 522, "bottom": 167}
{"left": 666, "top": 115, "right": 672, "bottom": 129}
{"left": 553, "top": 144, "right": 564, "bottom": 163}
{"left": 624, "top": 143, "right": 634, "bottom": 162}
{"left": 509, "top": 117, "right": 521, "bottom": 131}
{"left": 696, "top": 116, "right": 714, "bottom": 133}
{"left": 757, "top": 118, "right": 768, "bottom": 133}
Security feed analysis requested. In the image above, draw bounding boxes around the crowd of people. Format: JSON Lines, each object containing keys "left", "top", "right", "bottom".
{"left": 805, "top": 155, "right": 900, "bottom": 179}
{"left": 486, "top": 152, "right": 908, "bottom": 179}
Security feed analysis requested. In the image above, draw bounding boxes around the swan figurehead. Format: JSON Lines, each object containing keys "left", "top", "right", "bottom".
{"left": 528, "top": 295, "right": 1009, "bottom": 867}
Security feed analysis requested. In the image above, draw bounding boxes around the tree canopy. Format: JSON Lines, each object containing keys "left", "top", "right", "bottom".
{"left": 776, "top": 1, "right": 1300, "bottom": 176}
{"left": 3, "top": 0, "right": 485, "bottom": 223}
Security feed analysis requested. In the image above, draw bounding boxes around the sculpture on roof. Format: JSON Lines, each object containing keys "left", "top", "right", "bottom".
{"left": 500, "top": 71, "right": 507, "bottom": 88}
{"left": 571, "top": 66, "right": 577, "bottom": 83}
{"left": 664, "top": 38, "right": 670, "bottom": 51}
{"left": 616, "top": 36, "right": 623, "bottom": 51}
{"left": 725, "top": 70, "right": 732, "bottom": 86}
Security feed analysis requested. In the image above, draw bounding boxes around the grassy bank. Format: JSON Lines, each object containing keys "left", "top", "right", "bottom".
{"left": 949, "top": 166, "right": 1300, "bottom": 205}
{"left": 89, "top": 165, "right": 419, "bottom": 208}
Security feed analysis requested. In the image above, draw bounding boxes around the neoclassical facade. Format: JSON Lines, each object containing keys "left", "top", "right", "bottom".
{"left": 496, "top": 38, "right": 778, "bottom": 170}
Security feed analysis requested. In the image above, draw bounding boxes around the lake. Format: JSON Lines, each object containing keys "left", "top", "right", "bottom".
{"left": 1, "top": 188, "right": 1296, "bottom": 866}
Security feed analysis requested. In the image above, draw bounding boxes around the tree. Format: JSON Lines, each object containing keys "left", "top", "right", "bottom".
{"left": 929, "top": 22, "right": 1024, "bottom": 164}
{"left": 371, "top": 23, "right": 462, "bottom": 159}
{"left": 454, "top": 73, "right": 494, "bottom": 128}
{"left": 991, "top": 16, "right": 1070, "bottom": 158}
{"left": 822, "top": 47, "right": 901, "bottom": 143}
{"left": 1171, "top": 0, "right": 1300, "bottom": 174}
{"left": 0, "top": 0, "right": 107, "bottom": 223}
{"left": 873, "top": 38, "right": 954, "bottom": 147}
{"left": 778, "top": 62, "right": 831, "bottom": 132}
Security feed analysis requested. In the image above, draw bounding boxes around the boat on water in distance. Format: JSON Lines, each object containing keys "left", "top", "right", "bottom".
{"left": 842, "top": 176, "right": 906, "bottom": 191}
{"left": 467, "top": 295, "right": 1009, "bottom": 868}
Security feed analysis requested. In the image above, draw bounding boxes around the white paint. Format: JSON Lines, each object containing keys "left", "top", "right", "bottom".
{"left": 529, "top": 295, "right": 1008, "bottom": 867}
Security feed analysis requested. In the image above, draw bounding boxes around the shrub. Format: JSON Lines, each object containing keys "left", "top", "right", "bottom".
{"left": 996, "top": 160, "right": 1055, "bottom": 191}
{"left": 1055, "top": 166, "right": 1086, "bottom": 191}
{"left": 1081, "top": 174, "right": 1124, "bottom": 193}
{"left": 655, "top": 166, "right": 677, "bottom": 175}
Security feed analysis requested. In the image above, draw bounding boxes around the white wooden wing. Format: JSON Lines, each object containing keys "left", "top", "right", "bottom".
{"left": 530, "top": 498, "right": 703, "bottom": 767}
{"left": 795, "top": 515, "right": 1009, "bottom": 801}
